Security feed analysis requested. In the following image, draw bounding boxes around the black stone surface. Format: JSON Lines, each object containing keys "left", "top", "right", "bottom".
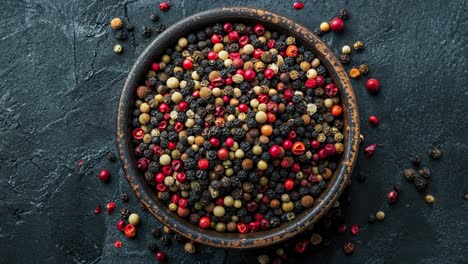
{"left": 0, "top": 0, "right": 467, "bottom": 263}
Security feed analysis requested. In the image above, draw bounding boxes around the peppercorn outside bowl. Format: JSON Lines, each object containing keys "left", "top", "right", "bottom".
{"left": 117, "top": 7, "right": 360, "bottom": 249}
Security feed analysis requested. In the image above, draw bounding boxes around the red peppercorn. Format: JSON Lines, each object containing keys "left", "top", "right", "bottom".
{"left": 388, "top": 190, "right": 399, "bottom": 203}
{"left": 137, "top": 158, "right": 149, "bottom": 170}
{"left": 237, "top": 222, "right": 249, "bottom": 234}
{"left": 316, "top": 76, "right": 325, "bottom": 86}
{"left": 238, "top": 35, "right": 249, "bottom": 47}
{"left": 246, "top": 201, "right": 259, "bottom": 212}
{"left": 132, "top": 128, "right": 145, "bottom": 140}
{"left": 182, "top": 59, "right": 193, "bottom": 70}
{"left": 282, "top": 139, "right": 293, "bottom": 150}
{"left": 209, "top": 137, "right": 220, "bottom": 148}
{"left": 248, "top": 221, "right": 261, "bottom": 232}
{"left": 223, "top": 22, "right": 233, "bottom": 32}
{"left": 238, "top": 103, "right": 249, "bottom": 113}
{"left": 178, "top": 198, "right": 188, "bottom": 208}
{"left": 291, "top": 162, "right": 301, "bottom": 173}
{"left": 155, "top": 172, "right": 165, "bottom": 183}
{"left": 217, "top": 148, "right": 229, "bottom": 161}
{"left": 155, "top": 251, "right": 166, "bottom": 262}
{"left": 228, "top": 31, "right": 239, "bottom": 41}
{"left": 264, "top": 68, "right": 275, "bottom": 79}
{"left": 159, "top": 2, "right": 170, "bottom": 12}
{"left": 253, "top": 48, "right": 263, "bottom": 59}
{"left": 156, "top": 183, "right": 167, "bottom": 192}
{"left": 124, "top": 224, "right": 136, "bottom": 238}
{"left": 260, "top": 218, "right": 270, "bottom": 230}
{"left": 98, "top": 169, "right": 110, "bottom": 182}
{"left": 366, "top": 78, "right": 380, "bottom": 94}
{"left": 291, "top": 141, "right": 305, "bottom": 155}
{"left": 162, "top": 165, "right": 173, "bottom": 176}
{"left": 330, "top": 17, "right": 344, "bottom": 32}
{"left": 171, "top": 194, "right": 180, "bottom": 204}
{"left": 216, "top": 197, "right": 224, "bottom": 206}
{"left": 305, "top": 78, "right": 317, "bottom": 89}
{"left": 337, "top": 224, "right": 347, "bottom": 233}
{"left": 172, "top": 159, "right": 182, "bottom": 171}
{"left": 114, "top": 240, "right": 122, "bottom": 248}
{"left": 168, "top": 141, "right": 176, "bottom": 150}
{"left": 318, "top": 149, "right": 327, "bottom": 159}
{"left": 106, "top": 201, "right": 116, "bottom": 214}
{"left": 269, "top": 145, "right": 282, "bottom": 158}
{"left": 293, "top": 2, "right": 304, "bottom": 10}
{"left": 117, "top": 220, "right": 126, "bottom": 232}
{"left": 364, "top": 143, "right": 379, "bottom": 157}
{"left": 325, "top": 83, "right": 338, "bottom": 97}
{"left": 281, "top": 158, "right": 292, "bottom": 168}
{"left": 199, "top": 216, "right": 211, "bottom": 229}
{"left": 267, "top": 112, "right": 276, "bottom": 123}
{"left": 94, "top": 204, "right": 101, "bottom": 214}
{"left": 225, "top": 137, "right": 234, "bottom": 147}
{"left": 175, "top": 172, "right": 186, "bottom": 183}
{"left": 244, "top": 69, "right": 256, "bottom": 82}
{"left": 151, "top": 62, "right": 160, "bottom": 71}
{"left": 310, "top": 140, "right": 320, "bottom": 149}
{"left": 283, "top": 88, "right": 294, "bottom": 101}
{"left": 294, "top": 240, "right": 309, "bottom": 253}
{"left": 267, "top": 39, "right": 276, "bottom": 49}
{"left": 177, "top": 101, "right": 188, "bottom": 112}
{"left": 207, "top": 51, "right": 218, "bottom": 60}
{"left": 198, "top": 159, "right": 209, "bottom": 170}
{"left": 369, "top": 115, "right": 379, "bottom": 126}
{"left": 284, "top": 179, "right": 295, "bottom": 191}
{"left": 253, "top": 24, "right": 265, "bottom": 35}
{"left": 158, "top": 103, "right": 170, "bottom": 113}
{"left": 158, "top": 120, "right": 167, "bottom": 131}
{"left": 210, "top": 34, "right": 223, "bottom": 44}
{"left": 324, "top": 144, "right": 336, "bottom": 155}
{"left": 288, "top": 131, "right": 297, "bottom": 140}
{"left": 192, "top": 90, "right": 200, "bottom": 98}
{"left": 350, "top": 224, "right": 359, "bottom": 235}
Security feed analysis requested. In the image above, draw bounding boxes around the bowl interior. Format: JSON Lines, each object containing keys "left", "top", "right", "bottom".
{"left": 117, "top": 7, "right": 359, "bottom": 248}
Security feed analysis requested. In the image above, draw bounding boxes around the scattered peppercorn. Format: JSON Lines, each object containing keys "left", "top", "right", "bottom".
{"left": 343, "top": 241, "right": 355, "bottom": 255}
{"left": 428, "top": 146, "right": 442, "bottom": 159}
{"left": 358, "top": 64, "right": 369, "bottom": 75}
{"left": 375, "top": 210, "right": 385, "bottom": 221}
{"left": 156, "top": 24, "right": 166, "bottom": 33}
{"left": 152, "top": 228, "right": 162, "bottom": 238}
{"left": 419, "top": 167, "right": 431, "bottom": 179}
{"left": 258, "top": 254, "right": 270, "bottom": 264}
{"left": 338, "top": 9, "right": 349, "bottom": 20}
{"left": 184, "top": 242, "right": 196, "bottom": 254}
{"left": 413, "top": 176, "right": 428, "bottom": 191}
{"left": 121, "top": 208, "right": 130, "bottom": 218}
{"left": 150, "top": 14, "right": 159, "bottom": 22}
{"left": 113, "top": 44, "right": 123, "bottom": 54}
{"left": 425, "top": 194, "right": 435, "bottom": 204}
{"left": 353, "top": 41, "right": 364, "bottom": 51}
{"left": 110, "top": 17, "right": 123, "bottom": 30}
{"left": 142, "top": 26, "right": 152, "bottom": 37}
{"left": 339, "top": 53, "right": 350, "bottom": 64}
{"left": 121, "top": 193, "right": 129, "bottom": 202}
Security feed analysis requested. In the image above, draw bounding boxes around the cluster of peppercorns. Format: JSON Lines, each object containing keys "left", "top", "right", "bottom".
{"left": 109, "top": 2, "right": 170, "bottom": 54}
{"left": 131, "top": 20, "right": 346, "bottom": 233}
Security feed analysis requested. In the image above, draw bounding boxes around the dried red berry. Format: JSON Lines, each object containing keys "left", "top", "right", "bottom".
{"left": 98, "top": 169, "right": 110, "bottom": 182}
{"left": 159, "top": 2, "right": 170, "bottom": 12}
{"left": 325, "top": 83, "right": 338, "bottom": 97}
{"left": 151, "top": 62, "right": 160, "bottom": 71}
{"left": 117, "top": 220, "right": 126, "bottom": 232}
{"left": 228, "top": 30, "right": 239, "bottom": 41}
{"left": 248, "top": 221, "right": 261, "bottom": 232}
{"left": 223, "top": 22, "right": 233, "bottom": 32}
{"left": 369, "top": 115, "right": 379, "bottom": 125}
{"left": 253, "top": 24, "right": 265, "bottom": 35}
{"left": 366, "top": 78, "right": 380, "bottom": 94}
{"left": 293, "top": 2, "right": 304, "bottom": 10}
{"left": 137, "top": 158, "right": 149, "bottom": 170}
{"left": 337, "top": 224, "right": 347, "bottom": 233}
{"left": 330, "top": 17, "right": 345, "bottom": 32}
{"left": 199, "top": 216, "right": 211, "bottom": 229}
{"left": 294, "top": 240, "right": 309, "bottom": 253}
{"left": 94, "top": 204, "right": 101, "bottom": 214}
{"left": 155, "top": 251, "right": 166, "bottom": 262}
{"left": 106, "top": 201, "right": 116, "bottom": 214}
{"left": 217, "top": 148, "right": 229, "bottom": 161}
{"left": 124, "top": 224, "right": 136, "bottom": 238}
{"left": 350, "top": 224, "right": 359, "bottom": 235}
{"left": 291, "top": 141, "right": 305, "bottom": 155}
{"left": 237, "top": 222, "right": 248, "bottom": 233}
{"left": 282, "top": 139, "right": 293, "bottom": 150}
{"left": 284, "top": 179, "right": 295, "bottom": 191}
{"left": 225, "top": 137, "right": 234, "bottom": 147}
{"left": 310, "top": 140, "right": 320, "bottom": 149}
{"left": 324, "top": 144, "right": 336, "bottom": 155}
{"left": 264, "top": 68, "right": 275, "bottom": 79}
{"left": 114, "top": 240, "right": 122, "bottom": 248}
{"left": 182, "top": 59, "right": 193, "bottom": 70}
{"left": 364, "top": 143, "right": 379, "bottom": 157}
{"left": 269, "top": 145, "right": 282, "bottom": 158}
{"left": 388, "top": 190, "right": 399, "bottom": 203}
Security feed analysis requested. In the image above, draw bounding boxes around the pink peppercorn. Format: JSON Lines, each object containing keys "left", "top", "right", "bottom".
{"left": 366, "top": 78, "right": 380, "bottom": 94}
{"left": 330, "top": 17, "right": 344, "bottom": 32}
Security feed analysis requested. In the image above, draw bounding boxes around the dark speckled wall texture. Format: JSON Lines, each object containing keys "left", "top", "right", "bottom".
{"left": 0, "top": 0, "right": 466, "bottom": 263}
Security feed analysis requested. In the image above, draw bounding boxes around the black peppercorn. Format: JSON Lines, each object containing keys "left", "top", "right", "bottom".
{"left": 419, "top": 168, "right": 431, "bottom": 179}
{"left": 338, "top": 8, "right": 349, "bottom": 20}
{"left": 150, "top": 14, "right": 159, "bottom": 22}
{"left": 339, "top": 53, "right": 351, "bottom": 64}
{"left": 413, "top": 176, "right": 428, "bottom": 191}
{"left": 428, "top": 146, "right": 442, "bottom": 159}
{"left": 142, "top": 26, "right": 152, "bottom": 37}
{"left": 121, "top": 208, "right": 130, "bottom": 218}
{"left": 156, "top": 24, "right": 165, "bottom": 33}
{"left": 160, "top": 236, "right": 170, "bottom": 246}
{"left": 121, "top": 193, "right": 129, "bottom": 202}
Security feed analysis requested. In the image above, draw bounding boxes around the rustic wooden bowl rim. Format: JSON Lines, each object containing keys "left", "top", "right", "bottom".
{"left": 117, "top": 7, "right": 360, "bottom": 249}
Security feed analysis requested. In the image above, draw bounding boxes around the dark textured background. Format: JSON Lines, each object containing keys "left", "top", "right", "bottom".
{"left": 1, "top": 0, "right": 467, "bottom": 263}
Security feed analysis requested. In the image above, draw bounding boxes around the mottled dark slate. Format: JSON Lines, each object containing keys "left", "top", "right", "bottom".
{"left": 0, "top": 0, "right": 466, "bottom": 263}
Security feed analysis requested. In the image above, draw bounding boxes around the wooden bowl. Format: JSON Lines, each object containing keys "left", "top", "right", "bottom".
{"left": 117, "top": 7, "right": 359, "bottom": 249}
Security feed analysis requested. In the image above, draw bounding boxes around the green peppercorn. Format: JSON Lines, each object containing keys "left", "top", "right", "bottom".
{"left": 213, "top": 206, "right": 225, "bottom": 217}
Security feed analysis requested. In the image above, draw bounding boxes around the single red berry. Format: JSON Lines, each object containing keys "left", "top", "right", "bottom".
{"left": 223, "top": 22, "right": 233, "bottom": 32}
{"left": 199, "top": 216, "right": 211, "bottom": 229}
{"left": 155, "top": 172, "right": 165, "bottom": 183}
{"left": 211, "top": 34, "right": 223, "bottom": 44}
{"left": 217, "top": 148, "right": 229, "bottom": 161}
{"left": 177, "top": 101, "right": 188, "bottom": 112}
{"left": 171, "top": 194, "right": 180, "bottom": 204}
{"left": 310, "top": 140, "right": 320, "bottom": 149}
{"left": 366, "top": 78, "right": 380, "bottom": 94}
{"left": 158, "top": 102, "right": 170, "bottom": 113}
{"left": 260, "top": 218, "right": 270, "bottom": 230}
{"left": 117, "top": 220, "right": 126, "bottom": 232}
{"left": 132, "top": 128, "right": 144, "bottom": 140}
{"left": 291, "top": 141, "right": 305, "bottom": 155}
{"left": 284, "top": 179, "right": 295, "bottom": 191}
{"left": 151, "top": 62, "right": 160, "bottom": 71}
{"left": 124, "top": 224, "right": 136, "bottom": 238}
{"left": 238, "top": 103, "right": 249, "bottom": 113}
{"left": 288, "top": 131, "right": 297, "bottom": 140}
{"left": 192, "top": 90, "right": 200, "bottom": 98}
{"left": 216, "top": 197, "right": 224, "bottom": 206}
{"left": 305, "top": 78, "right": 317, "bottom": 88}
{"left": 293, "top": 2, "right": 304, "bottom": 10}
{"left": 364, "top": 143, "right": 379, "bottom": 157}
{"left": 182, "top": 59, "right": 193, "bottom": 70}
{"left": 267, "top": 112, "right": 276, "bottom": 123}
{"left": 267, "top": 39, "right": 276, "bottom": 49}
{"left": 106, "top": 201, "right": 116, "bottom": 214}
{"left": 244, "top": 69, "right": 256, "bottom": 81}
{"left": 253, "top": 24, "right": 265, "bottom": 35}
{"left": 238, "top": 35, "right": 249, "bottom": 47}
{"left": 316, "top": 76, "right": 325, "bottom": 86}
{"left": 282, "top": 139, "right": 293, "bottom": 150}
{"left": 175, "top": 172, "right": 186, "bottom": 183}
{"left": 294, "top": 240, "right": 309, "bottom": 253}
{"left": 318, "top": 149, "right": 327, "bottom": 159}
{"left": 388, "top": 190, "right": 399, "bottom": 203}
{"left": 283, "top": 88, "right": 294, "bottom": 101}
{"left": 281, "top": 158, "right": 292, "bottom": 168}
{"left": 155, "top": 251, "right": 166, "bottom": 262}
{"left": 350, "top": 224, "right": 359, "bottom": 235}
{"left": 159, "top": 2, "right": 170, "bottom": 12}
{"left": 246, "top": 201, "right": 259, "bottom": 212}
{"left": 264, "top": 68, "right": 275, "bottom": 79}
{"left": 291, "top": 162, "right": 301, "bottom": 173}
{"left": 207, "top": 51, "right": 218, "bottom": 60}
{"left": 225, "top": 137, "right": 234, "bottom": 147}
{"left": 325, "top": 83, "right": 338, "bottom": 97}
{"left": 178, "top": 198, "right": 188, "bottom": 208}
{"left": 198, "top": 159, "right": 209, "bottom": 170}
{"left": 237, "top": 222, "right": 249, "bottom": 234}
{"left": 248, "top": 221, "right": 261, "bottom": 232}
{"left": 94, "top": 204, "right": 101, "bottom": 214}
{"left": 269, "top": 145, "right": 282, "bottom": 158}
{"left": 330, "top": 17, "right": 344, "bottom": 32}
{"left": 209, "top": 137, "right": 220, "bottom": 148}
{"left": 168, "top": 141, "right": 176, "bottom": 150}
{"left": 253, "top": 48, "right": 263, "bottom": 59}
{"left": 114, "top": 240, "right": 122, "bottom": 248}
{"left": 369, "top": 115, "right": 379, "bottom": 126}
{"left": 228, "top": 31, "right": 239, "bottom": 42}
{"left": 98, "top": 169, "right": 110, "bottom": 182}
{"left": 137, "top": 158, "right": 149, "bottom": 170}
{"left": 162, "top": 165, "right": 173, "bottom": 175}
{"left": 324, "top": 144, "right": 336, "bottom": 155}
{"left": 156, "top": 183, "right": 167, "bottom": 192}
